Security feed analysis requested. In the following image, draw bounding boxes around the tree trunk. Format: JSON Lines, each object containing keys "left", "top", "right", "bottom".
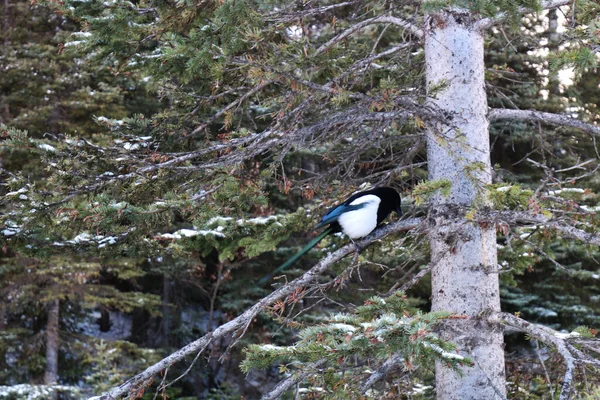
{"left": 99, "top": 308, "right": 111, "bottom": 332}
{"left": 0, "top": 304, "right": 5, "bottom": 330}
{"left": 547, "top": 9, "right": 561, "bottom": 97}
{"left": 44, "top": 298, "right": 60, "bottom": 387}
{"left": 161, "top": 276, "right": 171, "bottom": 347}
{"left": 424, "top": 9, "right": 506, "bottom": 400}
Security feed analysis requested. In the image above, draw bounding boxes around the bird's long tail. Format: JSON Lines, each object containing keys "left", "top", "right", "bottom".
{"left": 259, "top": 227, "right": 331, "bottom": 285}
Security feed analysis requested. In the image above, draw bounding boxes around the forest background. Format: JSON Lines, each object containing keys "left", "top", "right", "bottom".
{"left": 1, "top": 0, "right": 600, "bottom": 399}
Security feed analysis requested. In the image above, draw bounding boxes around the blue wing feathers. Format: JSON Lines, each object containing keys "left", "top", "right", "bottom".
{"left": 316, "top": 203, "right": 364, "bottom": 228}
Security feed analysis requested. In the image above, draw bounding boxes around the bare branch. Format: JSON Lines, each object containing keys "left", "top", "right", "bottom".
{"left": 360, "top": 352, "right": 406, "bottom": 393}
{"left": 261, "top": 359, "right": 327, "bottom": 400}
{"left": 480, "top": 210, "right": 600, "bottom": 247}
{"left": 533, "top": 340, "right": 555, "bottom": 397}
{"left": 36, "top": 106, "right": 433, "bottom": 207}
{"left": 492, "top": 312, "right": 598, "bottom": 400}
{"left": 477, "top": 1, "right": 571, "bottom": 30}
{"left": 399, "top": 264, "right": 432, "bottom": 292}
{"left": 315, "top": 15, "right": 423, "bottom": 56}
{"left": 489, "top": 108, "right": 600, "bottom": 137}
{"left": 88, "top": 218, "right": 422, "bottom": 400}
{"left": 333, "top": 43, "right": 412, "bottom": 84}
{"left": 540, "top": 0, "right": 572, "bottom": 10}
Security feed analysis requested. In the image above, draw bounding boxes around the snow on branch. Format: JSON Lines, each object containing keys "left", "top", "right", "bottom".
{"left": 489, "top": 108, "right": 600, "bottom": 137}
{"left": 0, "top": 384, "right": 81, "bottom": 399}
{"left": 88, "top": 218, "right": 422, "bottom": 400}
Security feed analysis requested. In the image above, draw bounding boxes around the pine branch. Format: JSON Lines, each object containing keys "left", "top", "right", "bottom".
{"left": 44, "top": 131, "right": 272, "bottom": 206}
{"left": 315, "top": 15, "right": 423, "bottom": 56}
{"left": 189, "top": 80, "right": 272, "bottom": 137}
{"left": 489, "top": 108, "right": 600, "bottom": 137}
{"left": 88, "top": 218, "right": 422, "bottom": 400}
{"left": 267, "top": 1, "right": 360, "bottom": 23}
{"left": 35, "top": 107, "right": 432, "bottom": 207}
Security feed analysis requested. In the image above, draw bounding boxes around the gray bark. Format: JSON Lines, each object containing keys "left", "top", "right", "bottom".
{"left": 44, "top": 298, "right": 60, "bottom": 387}
{"left": 424, "top": 9, "right": 506, "bottom": 400}
{"left": 547, "top": 9, "right": 561, "bottom": 96}
{"left": 489, "top": 108, "right": 600, "bottom": 136}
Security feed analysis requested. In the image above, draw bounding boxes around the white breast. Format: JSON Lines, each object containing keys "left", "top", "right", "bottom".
{"left": 337, "top": 195, "right": 381, "bottom": 239}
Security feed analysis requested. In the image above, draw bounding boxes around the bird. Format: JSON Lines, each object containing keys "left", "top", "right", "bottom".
{"left": 259, "top": 187, "right": 402, "bottom": 284}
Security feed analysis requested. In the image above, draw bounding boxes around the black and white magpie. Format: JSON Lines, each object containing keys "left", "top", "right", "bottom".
{"left": 260, "top": 187, "right": 402, "bottom": 284}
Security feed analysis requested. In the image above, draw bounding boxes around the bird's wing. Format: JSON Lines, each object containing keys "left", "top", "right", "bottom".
{"left": 316, "top": 203, "right": 365, "bottom": 228}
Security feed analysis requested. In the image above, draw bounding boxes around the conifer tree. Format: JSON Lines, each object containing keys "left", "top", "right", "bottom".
{"left": 0, "top": 1, "right": 163, "bottom": 396}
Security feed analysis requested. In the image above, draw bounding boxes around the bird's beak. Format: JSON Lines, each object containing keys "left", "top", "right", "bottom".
{"left": 396, "top": 206, "right": 403, "bottom": 216}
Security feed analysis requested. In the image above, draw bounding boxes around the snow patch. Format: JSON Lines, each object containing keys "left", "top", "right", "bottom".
{"left": 159, "top": 228, "right": 225, "bottom": 240}
{"left": 98, "top": 236, "right": 118, "bottom": 249}
{"left": 72, "top": 31, "right": 92, "bottom": 38}
{"left": 0, "top": 384, "right": 80, "bottom": 399}
{"left": 412, "top": 383, "right": 433, "bottom": 395}
{"left": 6, "top": 188, "right": 27, "bottom": 197}
{"left": 259, "top": 344, "right": 286, "bottom": 351}
{"left": 207, "top": 216, "right": 233, "bottom": 225}
{"left": 38, "top": 143, "right": 57, "bottom": 152}
{"left": 123, "top": 142, "right": 140, "bottom": 151}
{"left": 2, "top": 228, "right": 20, "bottom": 237}
{"left": 96, "top": 116, "right": 125, "bottom": 126}
{"left": 64, "top": 40, "right": 86, "bottom": 47}
{"left": 329, "top": 323, "right": 357, "bottom": 332}
{"left": 555, "top": 331, "right": 581, "bottom": 340}
{"left": 548, "top": 188, "right": 585, "bottom": 195}
{"left": 423, "top": 342, "right": 464, "bottom": 361}
{"left": 581, "top": 205, "right": 600, "bottom": 212}
{"left": 69, "top": 233, "right": 92, "bottom": 243}
{"left": 237, "top": 215, "right": 279, "bottom": 225}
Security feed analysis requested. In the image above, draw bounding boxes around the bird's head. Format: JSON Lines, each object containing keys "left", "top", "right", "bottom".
{"left": 371, "top": 187, "right": 402, "bottom": 217}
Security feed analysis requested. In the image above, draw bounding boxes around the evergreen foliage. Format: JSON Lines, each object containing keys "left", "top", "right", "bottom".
{"left": 242, "top": 292, "right": 464, "bottom": 397}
